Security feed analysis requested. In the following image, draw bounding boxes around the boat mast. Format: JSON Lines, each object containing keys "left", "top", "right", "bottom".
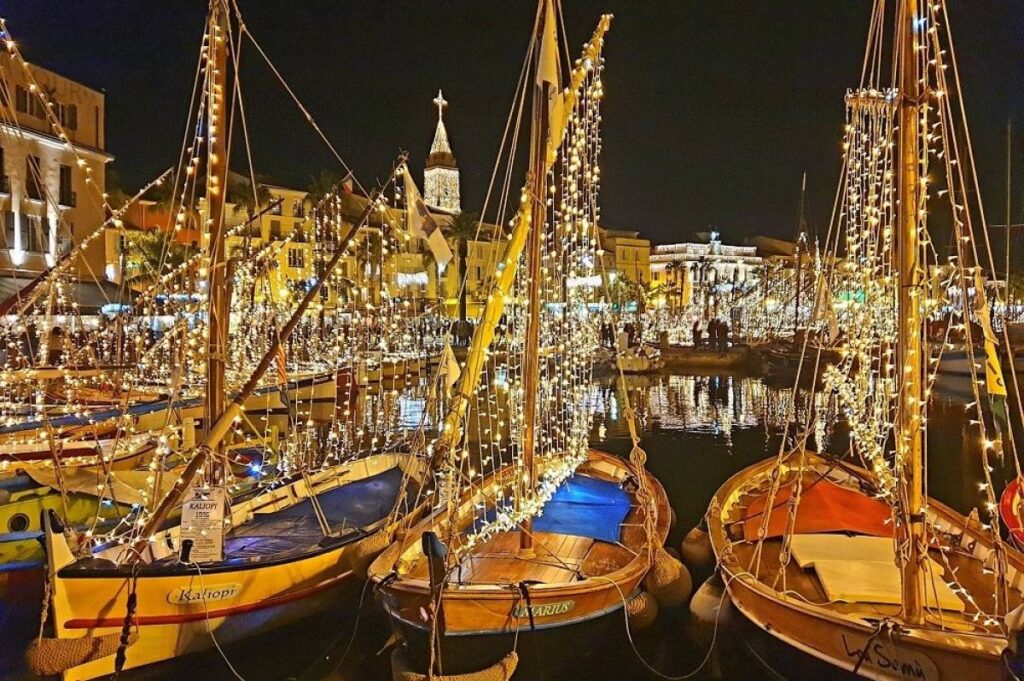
{"left": 897, "top": 0, "right": 927, "bottom": 625}
{"left": 793, "top": 172, "right": 807, "bottom": 336}
{"left": 1006, "top": 120, "right": 1012, "bottom": 315}
{"left": 520, "top": 0, "right": 554, "bottom": 552}
{"left": 204, "top": 0, "right": 229, "bottom": 485}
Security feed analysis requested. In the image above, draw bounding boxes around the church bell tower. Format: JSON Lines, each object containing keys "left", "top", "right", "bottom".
{"left": 424, "top": 89, "right": 461, "bottom": 213}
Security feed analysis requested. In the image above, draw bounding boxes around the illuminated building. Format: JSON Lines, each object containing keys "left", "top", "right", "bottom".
{"left": 0, "top": 58, "right": 111, "bottom": 276}
{"left": 599, "top": 228, "right": 651, "bottom": 287}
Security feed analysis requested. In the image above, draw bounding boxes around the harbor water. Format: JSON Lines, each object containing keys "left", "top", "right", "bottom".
{"left": 2, "top": 368, "right": 981, "bottom": 681}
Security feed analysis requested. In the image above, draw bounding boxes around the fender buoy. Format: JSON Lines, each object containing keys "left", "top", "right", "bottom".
{"left": 644, "top": 546, "right": 692, "bottom": 608}
{"left": 680, "top": 524, "right": 715, "bottom": 577}
{"left": 627, "top": 590, "right": 659, "bottom": 631}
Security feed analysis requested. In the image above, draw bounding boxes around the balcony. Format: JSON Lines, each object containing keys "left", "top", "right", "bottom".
{"left": 59, "top": 190, "right": 77, "bottom": 208}
{"left": 0, "top": 176, "right": 9, "bottom": 195}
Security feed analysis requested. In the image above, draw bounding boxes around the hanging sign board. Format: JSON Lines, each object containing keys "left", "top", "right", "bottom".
{"left": 180, "top": 486, "right": 226, "bottom": 563}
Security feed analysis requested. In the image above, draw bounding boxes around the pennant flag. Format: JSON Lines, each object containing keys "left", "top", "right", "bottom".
{"left": 974, "top": 270, "right": 1007, "bottom": 398}
{"left": 439, "top": 341, "right": 461, "bottom": 392}
{"left": 537, "top": 0, "right": 564, "bottom": 161}
{"left": 402, "top": 165, "right": 453, "bottom": 268}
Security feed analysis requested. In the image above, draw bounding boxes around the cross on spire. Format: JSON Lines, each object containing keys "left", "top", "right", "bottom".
{"left": 433, "top": 89, "right": 448, "bottom": 122}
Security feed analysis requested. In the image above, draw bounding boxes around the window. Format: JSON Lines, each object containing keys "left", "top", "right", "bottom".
{"left": 25, "top": 156, "right": 42, "bottom": 201}
{"left": 269, "top": 219, "right": 281, "bottom": 238}
{"left": 59, "top": 165, "right": 73, "bottom": 206}
{"left": 0, "top": 147, "right": 6, "bottom": 193}
{"left": 288, "top": 247, "right": 304, "bottom": 269}
{"left": 28, "top": 92, "right": 45, "bottom": 119}
{"left": 292, "top": 201, "right": 305, "bottom": 218}
{"left": 15, "top": 86, "right": 27, "bottom": 114}
{"left": 2, "top": 211, "right": 13, "bottom": 248}
{"left": 270, "top": 201, "right": 282, "bottom": 216}
{"left": 59, "top": 103, "right": 77, "bottom": 130}
{"left": 23, "top": 214, "right": 44, "bottom": 252}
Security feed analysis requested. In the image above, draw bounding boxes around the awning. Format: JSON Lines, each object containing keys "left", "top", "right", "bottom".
{"left": 0, "top": 274, "right": 136, "bottom": 316}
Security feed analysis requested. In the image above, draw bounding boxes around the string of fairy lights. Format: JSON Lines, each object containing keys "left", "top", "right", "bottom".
{"left": 0, "top": 6, "right": 447, "bottom": 552}
{"left": 438, "top": 35, "right": 608, "bottom": 555}
{"left": 739, "top": 0, "right": 1020, "bottom": 631}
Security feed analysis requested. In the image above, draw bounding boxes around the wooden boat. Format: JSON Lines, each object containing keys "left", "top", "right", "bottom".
{"left": 43, "top": 451, "right": 426, "bottom": 679}
{"left": 0, "top": 432, "right": 156, "bottom": 472}
{"left": 27, "top": 1, "right": 424, "bottom": 675}
{"left": 707, "top": 1, "right": 1024, "bottom": 678}
{"left": 371, "top": 5, "right": 681, "bottom": 677}
{"left": 660, "top": 344, "right": 757, "bottom": 371}
{"left": 356, "top": 353, "right": 427, "bottom": 389}
{"left": 935, "top": 347, "right": 1024, "bottom": 378}
{"left": 709, "top": 451, "right": 1021, "bottom": 680}
{"left": 372, "top": 449, "right": 669, "bottom": 674}
{"left": 616, "top": 346, "right": 664, "bottom": 374}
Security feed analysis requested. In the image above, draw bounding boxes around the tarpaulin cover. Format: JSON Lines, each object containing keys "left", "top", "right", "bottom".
{"left": 225, "top": 467, "right": 405, "bottom": 560}
{"left": 533, "top": 475, "right": 630, "bottom": 543}
{"left": 741, "top": 478, "right": 893, "bottom": 541}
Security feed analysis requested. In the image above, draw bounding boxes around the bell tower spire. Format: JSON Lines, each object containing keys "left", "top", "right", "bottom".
{"left": 424, "top": 89, "right": 461, "bottom": 213}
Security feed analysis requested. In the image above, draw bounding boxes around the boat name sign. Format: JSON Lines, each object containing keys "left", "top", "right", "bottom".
{"left": 840, "top": 632, "right": 940, "bottom": 681}
{"left": 513, "top": 600, "right": 575, "bottom": 619}
{"left": 180, "top": 486, "right": 226, "bottom": 563}
{"left": 167, "top": 583, "right": 242, "bottom": 605}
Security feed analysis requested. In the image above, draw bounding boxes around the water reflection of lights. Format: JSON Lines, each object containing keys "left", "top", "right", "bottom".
{"left": 589, "top": 373, "right": 832, "bottom": 448}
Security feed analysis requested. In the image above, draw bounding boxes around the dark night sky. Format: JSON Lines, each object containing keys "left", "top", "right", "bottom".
{"left": 5, "top": 2, "right": 1023, "bottom": 245}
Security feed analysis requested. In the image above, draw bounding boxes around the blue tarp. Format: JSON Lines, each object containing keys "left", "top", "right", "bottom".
{"left": 533, "top": 475, "right": 630, "bottom": 543}
{"left": 475, "top": 474, "right": 630, "bottom": 544}
{"left": 224, "top": 466, "right": 405, "bottom": 560}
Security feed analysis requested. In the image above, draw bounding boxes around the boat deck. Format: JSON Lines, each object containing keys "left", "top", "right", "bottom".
{"left": 723, "top": 469, "right": 1024, "bottom": 633}
{"left": 403, "top": 470, "right": 648, "bottom": 588}
{"left": 450, "top": 530, "right": 635, "bottom": 586}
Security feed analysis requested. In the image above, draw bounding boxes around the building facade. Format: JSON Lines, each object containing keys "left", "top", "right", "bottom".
{"left": 0, "top": 60, "right": 111, "bottom": 276}
{"left": 600, "top": 228, "right": 651, "bottom": 288}
{"left": 650, "top": 234, "right": 762, "bottom": 311}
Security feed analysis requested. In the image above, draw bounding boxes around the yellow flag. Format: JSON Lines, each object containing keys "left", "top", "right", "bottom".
{"left": 537, "top": 0, "right": 564, "bottom": 163}
{"left": 973, "top": 270, "right": 1007, "bottom": 397}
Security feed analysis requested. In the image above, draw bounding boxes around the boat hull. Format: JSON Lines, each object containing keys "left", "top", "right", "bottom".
{"left": 387, "top": 593, "right": 626, "bottom": 676}
{"left": 371, "top": 450, "right": 671, "bottom": 676}
{"left": 708, "top": 453, "right": 1013, "bottom": 681}
{"left": 43, "top": 453, "right": 425, "bottom": 680}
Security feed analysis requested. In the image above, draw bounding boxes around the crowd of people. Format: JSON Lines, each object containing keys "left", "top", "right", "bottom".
{"left": 692, "top": 318, "right": 731, "bottom": 350}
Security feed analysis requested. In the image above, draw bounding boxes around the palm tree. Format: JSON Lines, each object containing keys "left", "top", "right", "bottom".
{"left": 307, "top": 169, "right": 343, "bottom": 205}
{"left": 126, "top": 231, "right": 186, "bottom": 286}
{"left": 444, "top": 211, "right": 480, "bottom": 324}
{"left": 228, "top": 173, "right": 272, "bottom": 232}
